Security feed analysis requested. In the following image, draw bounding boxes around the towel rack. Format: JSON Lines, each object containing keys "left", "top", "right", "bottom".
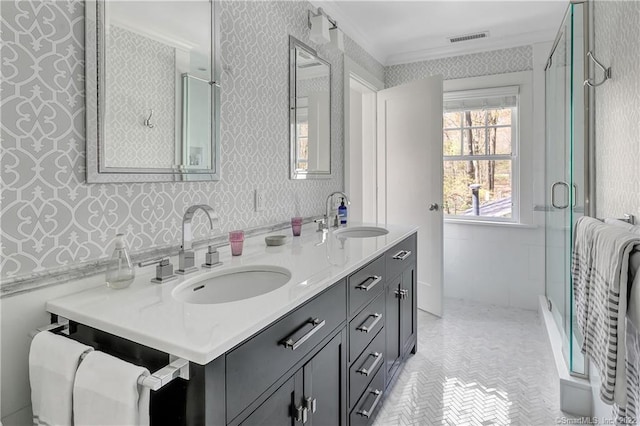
{"left": 597, "top": 213, "right": 636, "bottom": 225}
{"left": 30, "top": 318, "right": 190, "bottom": 391}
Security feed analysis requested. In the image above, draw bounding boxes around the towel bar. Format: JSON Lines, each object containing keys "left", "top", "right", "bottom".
{"left": 598, "top": 214, "right": 636, "bottom": 225}
{"left": 30, "top": 318, "right": 190, "bottom": 391}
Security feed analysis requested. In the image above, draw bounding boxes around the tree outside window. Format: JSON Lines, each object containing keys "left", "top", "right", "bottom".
{"left": 443, "top": 88, "right": 518, "bottom": 220}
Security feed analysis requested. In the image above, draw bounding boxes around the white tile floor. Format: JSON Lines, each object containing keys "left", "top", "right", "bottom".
{"left": 374, "top": 299, "right": 573, "bottom": 426}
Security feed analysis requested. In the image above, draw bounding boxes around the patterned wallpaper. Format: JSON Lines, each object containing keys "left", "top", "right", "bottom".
{"left": 385, "top": 46, "right": 534, "bottom": 88}
{"left": 0, "top": 0, "right": 384, "bottom": 283}
{"left": 344, "top": 36, "right": 385, "bottom": 83}
{"left": 593, "top": 0, "right": 640, "bottom": 219}
{"left": 105, "top": 26, "right": 176, "bottom": 169}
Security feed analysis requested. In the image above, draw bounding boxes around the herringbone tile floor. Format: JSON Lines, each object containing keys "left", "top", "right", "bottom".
{"left": 374, "top": 299, "right": 573, "bottom": 426}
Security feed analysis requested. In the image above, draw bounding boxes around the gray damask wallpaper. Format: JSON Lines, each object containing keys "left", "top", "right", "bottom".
{"left": 105, "top": 26, "right": 176, "bottom": 169}
{"left": 593, "top": 0, "right": 640, "bottom": 219}
{"left": 385, "top": 46, "right": 533, "bottom": 88}
{"left": 0, "top": 0, "right": 384, "bottom": 283}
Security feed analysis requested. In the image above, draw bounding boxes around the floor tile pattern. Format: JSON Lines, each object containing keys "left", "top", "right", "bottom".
{"left": 374, "top": 299, "right": 572, "bottom": 426}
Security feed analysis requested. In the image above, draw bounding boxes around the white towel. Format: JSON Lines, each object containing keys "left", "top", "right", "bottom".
{"left": 29, "top": 331, "right": 93, "bottom": 426}
{"left": 572, "top": 216, "right": 640, "bottom": 404}
{"left": 73, "top": 351, "right": 150, "bottom": 426}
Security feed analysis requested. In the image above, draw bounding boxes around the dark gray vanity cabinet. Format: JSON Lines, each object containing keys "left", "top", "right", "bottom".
{"left": 384, "top": 234, "right": 417, "bottom": 387}
{"left": 239, "top": 331, "right": 346, "bottom": 426}
{"left": 64, "top": 232, "right": 418, "bottom": 426}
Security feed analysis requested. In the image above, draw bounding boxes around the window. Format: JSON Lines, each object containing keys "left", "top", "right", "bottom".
{"left": 443, "top": 86, "right": 519, "bottom": 222}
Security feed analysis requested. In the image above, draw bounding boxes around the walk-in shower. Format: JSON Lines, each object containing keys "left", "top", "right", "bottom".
{"left": 544, "top": 0, "right": 593, "bottom": 378}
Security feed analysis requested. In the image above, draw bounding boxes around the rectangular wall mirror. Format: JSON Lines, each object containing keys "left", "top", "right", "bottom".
{"left": 289, "top": 36, "right": 331, "bottom": 180}
{"left": 85, "top": 0, "right": 220, "bottom": 183}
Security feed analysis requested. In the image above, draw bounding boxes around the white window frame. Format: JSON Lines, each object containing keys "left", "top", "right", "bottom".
{"left": 443, "top": 71, "right": 534, "bottom": 227}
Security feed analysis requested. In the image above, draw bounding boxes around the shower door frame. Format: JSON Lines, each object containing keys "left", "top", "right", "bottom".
{"left": 544, "top": 0, "right": 595, "bottom": 380}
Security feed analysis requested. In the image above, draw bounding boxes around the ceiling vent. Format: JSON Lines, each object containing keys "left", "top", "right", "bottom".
{"left": 448, "top": 31, "right": 489, "bottom": 44}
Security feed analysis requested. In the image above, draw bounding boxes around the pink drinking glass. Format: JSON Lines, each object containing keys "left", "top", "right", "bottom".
{"left": 229, "top": 230, "right": 244, "bottom": 256}
{"left": 291, "top": 217, "right": 303, "bottom": 236}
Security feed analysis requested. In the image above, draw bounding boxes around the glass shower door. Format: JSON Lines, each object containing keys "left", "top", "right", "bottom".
{"left": 544, "top": 2, "right": 587, "bottom": 376}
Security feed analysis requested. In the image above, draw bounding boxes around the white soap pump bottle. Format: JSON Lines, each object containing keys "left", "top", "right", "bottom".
{"left": 105, "top": 233, "right": 135, "bottom": 289}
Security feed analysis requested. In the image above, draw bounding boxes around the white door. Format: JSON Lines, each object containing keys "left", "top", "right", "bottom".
{"left": 377, "top": 76, "right": 444, "bottom": 317}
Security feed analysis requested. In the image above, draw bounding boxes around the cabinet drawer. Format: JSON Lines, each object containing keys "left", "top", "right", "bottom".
{"left": 349, "top": 292, "right": 384, "bottom": 361}
{"left": 349, "top": 364, "right": 385, "bottom": 426}
{"left": 349, "top": 327, "right": 385, "bottom": 407}
{"left": 385, "top": 234, "right": 417, "bottom": 281}
{"left": 226, "top": 280, "right": 347, "bottom": 423}
{"left": 349, "top": 256, "right": 385, "bottom": 316}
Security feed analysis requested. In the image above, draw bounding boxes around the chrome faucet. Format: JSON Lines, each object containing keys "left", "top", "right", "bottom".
{"left": 177, "top": 204, "right": 217, "bottom": 275}
{"left": 318, "top": 191, "right": 350, "bottom": 230}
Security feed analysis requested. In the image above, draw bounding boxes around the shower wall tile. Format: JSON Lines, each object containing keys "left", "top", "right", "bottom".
{"left": 594, "top": 1, "right": 640, "bottom": 219}
{"left": 385, "top": 45, "right": 533, "bottom": 88}
{"left": 0, "top": 0, "right": 385, "bottom": 286}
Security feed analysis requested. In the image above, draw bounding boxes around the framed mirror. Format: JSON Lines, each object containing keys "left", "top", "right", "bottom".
{"left": 85, "top": 0, "right": 220, "bottom": 183}
{"left": 289, "top": 36, "right": 331, "bottom": 180}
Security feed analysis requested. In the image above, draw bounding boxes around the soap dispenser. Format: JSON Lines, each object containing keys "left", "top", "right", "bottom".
{"left": 338, "top": 197, "right": 348, "bottom": 225}
{"left": 105, "top": 233, "right": 135, "bottom": 289}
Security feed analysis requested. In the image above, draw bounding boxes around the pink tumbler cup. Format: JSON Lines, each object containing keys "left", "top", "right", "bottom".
{"left": 229, "top": 230, "right": 244, "bottom": 256}
{"left": 291, "top": 217, "right": 303, "bottom": 236}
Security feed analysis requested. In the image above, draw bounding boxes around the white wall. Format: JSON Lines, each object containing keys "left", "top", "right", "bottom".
{"left": 385, "top": 44, "right": 548, "bottom": 310}
{"left": 441, "top": 59, "right": 548, "bottom": 311}
{"left": 594, "top": 0, "right": 640, "bottom": 219}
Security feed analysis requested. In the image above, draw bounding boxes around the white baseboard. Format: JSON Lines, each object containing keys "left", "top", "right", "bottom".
{"left": 417, "top": 280, "right": 442, "bottom": 317}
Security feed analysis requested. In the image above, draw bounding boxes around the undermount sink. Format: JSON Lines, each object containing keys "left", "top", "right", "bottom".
{"left": 172, "top": 265, "right": 292, "bottom": 304}
{"left": 333, "top": 226, "right": 389, "bottom": 239}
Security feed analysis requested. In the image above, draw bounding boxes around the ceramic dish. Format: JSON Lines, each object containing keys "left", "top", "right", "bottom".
{"left": 265, "top": 235, "right": 287, "bottom": 246}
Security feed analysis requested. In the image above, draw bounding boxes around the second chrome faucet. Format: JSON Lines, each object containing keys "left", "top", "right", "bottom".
{"left": 316, "top": 191, "right": 350, "bottom": 231}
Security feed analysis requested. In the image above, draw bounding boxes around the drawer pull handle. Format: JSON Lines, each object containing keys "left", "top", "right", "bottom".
{"left": 356, "top": 313, "right": 382, "bottom": 333}
{"left": 356, "top": 352, "right": 382, "bottom": 376}
{"left": 356, "top": 275, "right": 382, "bottom": 291}
{"left": 392, "top": 250, "right": 412, "bottom": 261}
{"left": 356, "top": 389, "right": 383, "bottom": 418}
{"left": 281, "top": 318, "right": 326, "bottom": 351}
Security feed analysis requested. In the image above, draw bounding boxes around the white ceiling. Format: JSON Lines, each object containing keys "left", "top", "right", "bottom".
{"left": 310, "top": 0, "right": 568, "bottom": 65}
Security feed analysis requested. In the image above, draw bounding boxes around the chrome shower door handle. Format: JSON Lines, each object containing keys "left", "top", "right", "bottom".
{"left": 551, "top": 181, "right": 570, "bottom": 209}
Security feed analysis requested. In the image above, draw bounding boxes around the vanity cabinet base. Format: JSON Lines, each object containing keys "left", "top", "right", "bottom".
{"left": 64, "top": 232, "right": 418, "bottom": 426}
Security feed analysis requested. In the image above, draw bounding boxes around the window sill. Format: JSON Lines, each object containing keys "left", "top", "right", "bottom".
{"left": 444, "top": 218, "right": 538, "bottom": 229}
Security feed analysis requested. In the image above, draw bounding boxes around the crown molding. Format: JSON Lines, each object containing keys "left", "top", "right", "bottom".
{"left": 308, "top": 0, "right": 387, "bottom": 66}
{"left": 385, "top": 29, "right": 556, "bottom": 66}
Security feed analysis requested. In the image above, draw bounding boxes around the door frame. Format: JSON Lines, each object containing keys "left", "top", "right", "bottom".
{"left": 344, "top": 57, "right": 384, "bottom": 223}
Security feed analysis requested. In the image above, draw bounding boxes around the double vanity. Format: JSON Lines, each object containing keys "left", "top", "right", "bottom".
{"left": 46, "top": 223, "right": 418, "bottom": 425}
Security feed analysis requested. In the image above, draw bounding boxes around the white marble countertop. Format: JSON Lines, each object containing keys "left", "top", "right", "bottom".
{"left": 46, "top": 222, "right": 418, "bottom": 365}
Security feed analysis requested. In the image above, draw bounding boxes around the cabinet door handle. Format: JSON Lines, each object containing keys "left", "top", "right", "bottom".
{"left": 293, "top": 404, "right": 308, "bottom": 423}
{"left": 356, "top": 313, "right": 382, "bottom": 333}
{"left": 392, "top": 250, "right": 412, "bottom": 261}
{"left": 356, "top": 275, "right": 382, "bottom": 291}
{"left": 356, "top": 352, "right": 382, "bottom": 376}
{"left": 356, "top": 389, "right": 383, "bottom": 418}
{"left": 305, "top": 396, "right": 317, "bottom": 413}
{"left": 281, "top": 318, "right": 325, "bottom": 350}
{"left": 395, "top": 289, "right": 408, "bottom": 299}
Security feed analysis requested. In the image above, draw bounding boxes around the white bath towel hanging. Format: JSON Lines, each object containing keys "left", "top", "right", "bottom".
{"left": 573, "top": 216, "right": 640, "bottom": 405}
{"left": 73, "top": 351, "right": 150, "bottom": 426}
{"left": 29, "top": 331, "right": 93, "bottom": 425}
